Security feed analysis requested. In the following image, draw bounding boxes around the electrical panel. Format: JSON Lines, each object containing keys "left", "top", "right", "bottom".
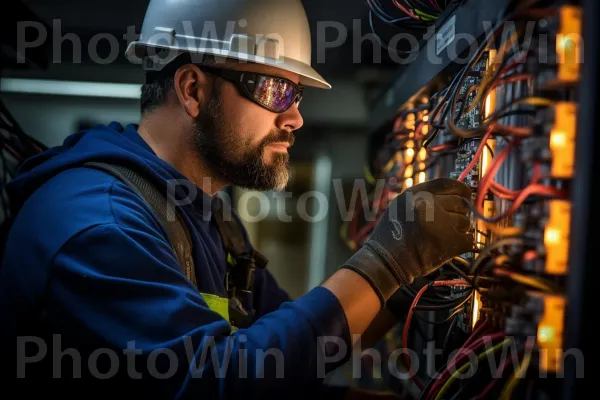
{"left": 351, "top": 1, "right": 586, "bottom": 398}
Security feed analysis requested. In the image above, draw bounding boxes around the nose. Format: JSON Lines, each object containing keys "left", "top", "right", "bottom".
{"left": 275, "top": 103, "right": 304, "bottom": 132}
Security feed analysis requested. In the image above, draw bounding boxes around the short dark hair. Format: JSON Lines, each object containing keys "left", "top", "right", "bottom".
{"left": 140, "top": 53, "right": 236, "bottom": 115}
{"left": 140, "top": 74, "right": 175, "bottom": 115}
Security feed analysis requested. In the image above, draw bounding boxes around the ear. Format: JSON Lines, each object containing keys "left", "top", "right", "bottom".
{"left": 173, "top": 64, "right": 211, "bottom": 119}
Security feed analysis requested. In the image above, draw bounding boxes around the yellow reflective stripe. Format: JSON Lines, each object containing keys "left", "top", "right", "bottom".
{"left": 200, "top": 292, "right": 230, "bottom": 323}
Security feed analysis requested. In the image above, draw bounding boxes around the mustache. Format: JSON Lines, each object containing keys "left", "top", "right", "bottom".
{"left": 261, "top": 130, "right": 295, "bottom": 148}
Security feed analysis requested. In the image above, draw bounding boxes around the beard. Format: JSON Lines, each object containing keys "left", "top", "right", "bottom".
{"left": 194, "top": 88, "right": 295, "bottom": 192}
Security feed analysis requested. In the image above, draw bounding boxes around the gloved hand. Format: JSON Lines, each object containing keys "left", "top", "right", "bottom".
{"left": 341, "top": 178, "right": 473, "bottom": 306}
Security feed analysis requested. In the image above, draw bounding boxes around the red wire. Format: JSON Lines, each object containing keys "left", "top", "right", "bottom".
{"left": 392, "top": 0, "right": 418, "bottom": 19}
{"left": 475, "top": 138, "right": 520, "bottom": 213}
{"left": 476, "top": 349, "right": 523, "bottom": 399}
{"left": 393, "top": 115, "right": 404, "bottom": 133}
{"left": 426, "top": 332, "right": 507, "bottom": 400}
{"left": 402, "top": 280, "right": 470, "bottom": 390}
{"left": 486, "top": 184, "right": 566, "bottom": 223}
{"left": 485, "top": 161, "right": 543, "bottom": 202}
{"left": 457, "top": 127, "right": 494, "bottom": 182}
{"left": 473, "top": 336, "right": 535, "bottom": 399}
{"left": 415, "top": 121, "right": 428, "bottom": 139}
{"left": 489, "top": 183, "right": 518, "bottom": 200}
{"left": 462, "top": 319, "right": 489, "bottom": 349}
{"left": 349, "top": 186, "right": 389, "bottom": 244}
{"left": 428, "top": 0, "right": 442, "bottom": 12}
{"left": 427, "top": 143, "right": 454, "bottom": 153}
{"left": 402, "top": 284, "right": 429, "bottom": 389}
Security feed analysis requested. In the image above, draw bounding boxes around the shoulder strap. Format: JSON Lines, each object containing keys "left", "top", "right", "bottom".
{"left": 83, "top": 161, "right": 197, "bottom": 288}
{"left": 211, "top": 195, "right": 269, "bottom": 327}
{"left": 84, "top": 161, "right": 269, "bottom": 329}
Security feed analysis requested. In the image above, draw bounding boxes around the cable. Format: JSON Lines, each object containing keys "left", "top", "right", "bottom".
{"left": 446, "top": 262, "right": 470, "bottom": 283}
{"left": 492, "top": 268, "right": 558, "bottom": 292}
{"left": 468, "top": 238, "right": 524, "bottom": 275}
{"left": 417, "top": 320, "right": 489, "bottom": 400}
{"left": 473, "top": 347, "right": 524, "bottom": 399}
{"left": 434, "top": 338, "right": 512, "bottom": 400}
{"left": 402, "top": 280, "right": 470, "bottom": 390}
{"left": 426, "top": 331, "right": 507, "bottom": 400}
{"left": 441, "top": 315, "right": 459, "bottom": 358}
{"left": 413, "top": 307, "right": 464, "bottom": 325}
{"left": 499, "top": 339, "right": 535, "bottom": 399}
{"left": 457, "top": 128, "right": 494, "bottom": 182}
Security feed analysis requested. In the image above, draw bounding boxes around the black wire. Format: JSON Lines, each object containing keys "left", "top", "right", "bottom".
{"left": 415, "top": 291, "right": 473, "bottom": 311}
{"left": 448, "top": 379, "right": 478, "bottom": 400}
{"left": 418, "top": 358, "right": 450, "bottom": 400}
{"left": 401, "top": 285, "right": 470, "bottom": 306}
{"left": 464, "top": 188, "right": 563, "bottom": 224}
{"left": 468, "top": 238, "right": 525, "bottom": 274}
{"left": 413, "top": 306, "right": 463, "bottom": 325}
{"left": 440, "top": 13, "right": 542, "bottom": 139}
{"left": 446, "top": 262, "right": 471, "bottom": 283}
{"left": 442, "top": 314, "right": 459, "bottom": 358}
{"left": 407, "top": 0, "right": 440, "bottom": 15}
{"left": 422, "top": 64, "right": 469, "bottom": 147}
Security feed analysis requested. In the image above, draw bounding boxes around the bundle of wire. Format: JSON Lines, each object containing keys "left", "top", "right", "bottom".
{"left": 0, "top": 99, "right": 46, "bottom": 222}
{"left": 366, "top": 0, "right": 463, "bottom": 53}
{"left": 341, "top": 102, "right": 439, "bottom": 250}
{"left": 351, "top": 1, "right": 568, "bottom": 398}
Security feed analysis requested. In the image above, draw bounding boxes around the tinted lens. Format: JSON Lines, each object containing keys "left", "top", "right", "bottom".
{"left": 253, "top": 76, "right": 297, "bottom": 112}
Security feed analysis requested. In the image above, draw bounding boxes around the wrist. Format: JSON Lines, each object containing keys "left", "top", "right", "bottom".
{"left": 341, "top": 246, "right": 401, "bottom": 306}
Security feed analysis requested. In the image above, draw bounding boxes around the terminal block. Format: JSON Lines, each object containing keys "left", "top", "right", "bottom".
{"left": 505, "top": 291, "right": 566, "bottom": 374}
{"left": 522, "top": 102, "right": 577, "bottom": 180}
{"left": 534, "top": 5, "right": 582, "bottom": 90}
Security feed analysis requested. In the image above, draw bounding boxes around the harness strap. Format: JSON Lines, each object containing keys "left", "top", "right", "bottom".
{"left": 84, "top": 161, "right": 197, "bottom": 286}
{"left": 83, "top": 162, "right": 269, "bottom": 329}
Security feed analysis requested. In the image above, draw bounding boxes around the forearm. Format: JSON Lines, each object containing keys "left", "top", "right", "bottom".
{"left": 357, "top": 307, "right": 400, "bottom": 350}
{"left": 320, "top": 268, "right": 384, "bottom": 341}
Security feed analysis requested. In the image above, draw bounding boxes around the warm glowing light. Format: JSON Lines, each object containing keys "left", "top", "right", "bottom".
{"left": 405, "top": 178, "right": 414, "bottom": 188}
{"left": 551, "top": 130, "right": 567, "bottom": 148}
{"left": 545, "top": 228, "right": 561, "bottom": 245}
{"left": 418, "top": 172, "right": 426, "bottom": 183}
{"left": 484, "top": 49, "right": 497, "bottom": 118}
{"left": 419, "top": 148, "right": 427, "bottom": 161}
{"left": 472, "top": 292, "right": 481, "bottom": 329}
{"left": 557, "top": 35, "right": 574, "bottom": 51}
{"left": 538, "top": 326, "right": 555, "bottom": 343}
{"left": 406, "top": 148, "right": 415, "bottom": 159}
{"left": 481, "top": 144, "right": 491, "bottom": 177}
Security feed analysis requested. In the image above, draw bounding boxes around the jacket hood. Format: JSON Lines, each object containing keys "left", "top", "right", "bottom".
{"left": 6, "top": 121, "right": 212, "bottom": 218}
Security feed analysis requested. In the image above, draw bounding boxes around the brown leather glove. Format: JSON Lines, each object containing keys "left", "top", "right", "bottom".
{"left": 340, "top": 178, "right": 473, "bottom": 306}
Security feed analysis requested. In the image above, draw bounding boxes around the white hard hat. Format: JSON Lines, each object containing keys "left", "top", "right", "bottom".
{"left": 125, "top": 0, "right": 331, "bottom": 89}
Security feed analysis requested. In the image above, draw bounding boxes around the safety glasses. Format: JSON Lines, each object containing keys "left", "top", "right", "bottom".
{"left": 200, "top": 66, "right": 304, "bottom": 113}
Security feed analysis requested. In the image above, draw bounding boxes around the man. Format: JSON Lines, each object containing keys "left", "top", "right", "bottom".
{"left": 0, "top": 0, "right": 473, "bottom": 398}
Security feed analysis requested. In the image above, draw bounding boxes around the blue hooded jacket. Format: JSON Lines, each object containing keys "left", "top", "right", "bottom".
{"left": 0, "top": 122, "right": 351, "bottom": 398}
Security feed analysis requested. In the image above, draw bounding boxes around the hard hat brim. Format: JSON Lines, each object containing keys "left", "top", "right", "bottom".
{"left": 126, "top": 43, "right": 332, "bottom": 89}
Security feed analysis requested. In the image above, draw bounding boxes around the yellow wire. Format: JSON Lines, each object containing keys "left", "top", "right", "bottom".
{"left": 364, "top": 164, "right": 376, "bottom": 185}
{"left": 463, "top": 30, "right": 520, "bottom": 117}
{"left": 501, "top": 271, "right": 554, "bottom": 292}
{"left": 339, "top": 221, "right": 356, "bottom": 251}
{"left": 499, "top": 347, "right": 533, "bottom": 400}
{"left": 383, "top": 157, "right": 396, "bottom": 174}
{"left": 414, "top": 8, "right": 437, "bottom": 20}
{"left": 435, "top": 338, "right": 511, "bottom": 400}
{"left": 482, "top": 221, "right": 524, "bottom": 237}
